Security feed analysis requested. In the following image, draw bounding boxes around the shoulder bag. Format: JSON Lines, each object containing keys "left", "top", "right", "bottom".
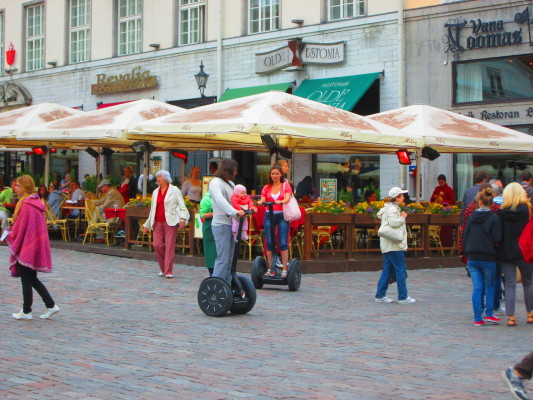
{"left": 519, "top": 217, "right": 533, "bottom": 263}
{"left": 282, "top": 182, "right": 301, "bottom": 222}
{"left": 377, "top": 210, "right": 403, "bottom": 242}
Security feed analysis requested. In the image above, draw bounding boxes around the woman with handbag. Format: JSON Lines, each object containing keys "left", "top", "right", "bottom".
{"left": 497, "top": 182, "right": 533, "bottom": 327}
{"left": 258, "top": 165, "right": 292, "bottom": 277}
{"left": 374, "top": 187, "right": 416, "bottom": 304}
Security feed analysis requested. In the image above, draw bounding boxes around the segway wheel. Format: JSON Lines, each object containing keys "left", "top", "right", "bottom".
{"left": 198, "top": 277, "right": 233, "bottom": 317}
{"left": 251, "top": 256, "right": 267, "bottom": 289}
{"left": 230, "top": 275, "right": 257, "bottom": 314}
{"left": 287, "top": 258, "right": 302, "bottom": 292}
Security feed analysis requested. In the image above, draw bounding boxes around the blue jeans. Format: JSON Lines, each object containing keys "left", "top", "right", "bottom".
{"left": 375, "top": 251, "right": 408, "bottom": 300}
{"left": 468, "top": 259, "right": 496, "bottom": 322}
{"left": 264, "top": 212, "right": 289, "bottom": 251}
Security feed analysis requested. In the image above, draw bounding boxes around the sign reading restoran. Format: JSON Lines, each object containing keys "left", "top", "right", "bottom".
{"left": 91, "top": 66, "right": 158, "bottom": 94}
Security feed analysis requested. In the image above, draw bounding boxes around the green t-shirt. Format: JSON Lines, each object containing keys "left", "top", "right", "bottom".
{"left": 0, "top": 187, "right": 13, "bottom": 213}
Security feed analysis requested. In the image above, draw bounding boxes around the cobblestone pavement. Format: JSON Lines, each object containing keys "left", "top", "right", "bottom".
{"left": 0, "top": 246, "right": 529, "bottom": 399}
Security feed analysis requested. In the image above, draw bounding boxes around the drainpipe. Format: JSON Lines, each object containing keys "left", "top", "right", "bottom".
{"left": 216, "top": 0, "right": 223, "bottom": 99}
{"left": 397, "top": 0, "right": 408, "bottom": 192}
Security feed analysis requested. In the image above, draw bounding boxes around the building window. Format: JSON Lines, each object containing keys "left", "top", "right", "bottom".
{"left": 118, "top": 0, "right": 142, "bottom": 55}
{"left": 0, "top": 13, "right": 4, "bottom": 75}
{"left": 316, "top": 154, "right": 380, "bottom": 201}
{"left": 26, "top": 3, "right": 45, "bottom": 71}
{"left": 249, "top": 0, "right": 279, "bottom": 34}
{"left": 328, "top": 0, "right": 365, "bottom": 21}
{"left": 69, "top": 0, "right": 90, "bottom": 63}
{"left": 454, "top": 55, "right": 533, "bottom": 104}
{"left": 179, "top": 0, "right": 205, "bottom": 45}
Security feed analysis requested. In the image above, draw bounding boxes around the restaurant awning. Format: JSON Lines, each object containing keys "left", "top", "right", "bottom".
{"left": 293, "top": 72, "right": 381, "bottom": 111}
{"left": 218, "top": 82, "right": 293, "bottom": 102}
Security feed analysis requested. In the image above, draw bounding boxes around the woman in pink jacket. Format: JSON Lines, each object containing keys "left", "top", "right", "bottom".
{"left": 8, "top": 175, "right": 59, "bottom": 320}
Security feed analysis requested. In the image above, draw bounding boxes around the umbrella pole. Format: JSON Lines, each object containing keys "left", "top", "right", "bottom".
{"left": 415, "top": 148, "right": 422, "bottom": 203}
{"left": 142, "top": 151, "right": 148, "bottom": 197}
{"left": 96, "top": 154, "right": 101, "bottom": 189}
{"left": 44, "top": 146, "right": 50, "bottom": 188}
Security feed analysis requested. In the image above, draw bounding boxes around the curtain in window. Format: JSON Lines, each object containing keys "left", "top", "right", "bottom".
{"left": 456, "top": 153, "right": 473, "bottom": 202}
{"left": 456, "top": 63, "right": 482, "bottom": 103}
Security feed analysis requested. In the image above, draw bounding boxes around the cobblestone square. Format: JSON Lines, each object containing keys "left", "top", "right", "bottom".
{"left": 0, "top": 247, "right": 527, "bottom": 399}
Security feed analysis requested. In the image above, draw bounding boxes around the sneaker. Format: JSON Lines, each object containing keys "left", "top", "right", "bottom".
{"left": 494, "top": 307, "right": 506, "bottom": 316}
{"left": 375, "top": 296, "right": 394, "bottom": 303}
{"left": 275, "top": 256, "right": 283, "bottom": 268}
{"left": 398, "top": 296, "right": 416, "bottom": 304}
{"left": 474, "top": 320, "right": 486, "bottom": 327}
{"left": 485, "top": 315, "right": 501, "bottom": 324}
{"left": 165, "top": 274, "right": 173, "bottom": 279}
{"left": 502, "top": 367, "right": 529, "bottom": 400}
{"left": 40, "top": 305, "right": 60, "bottom": 319}
{"left": 158, "top": 272, "right": 164, "bottom": 277}
{"left": 12, "top": 310, "right": 32, "bottom": 320}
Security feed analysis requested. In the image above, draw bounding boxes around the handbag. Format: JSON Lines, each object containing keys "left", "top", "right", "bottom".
{"left": 377, "top": 213, "right": 403, "bottom": 242}
{"left": 282, "top": 182, "right": 301, "bottom": 222}
{"left": 519, "top": 217, "right": 533, "bottom": 263}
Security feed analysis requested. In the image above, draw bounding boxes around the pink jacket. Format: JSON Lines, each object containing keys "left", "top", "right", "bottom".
{"left": 231, "top": 194, "right": 254, "bottom": 211}
{"left": 7, "top": 194, "right": 52, "bottom": 276}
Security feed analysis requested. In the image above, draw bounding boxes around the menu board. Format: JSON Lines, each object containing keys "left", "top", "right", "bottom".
{"left": 202, "top": 176, "right": 215, "bottom": 197}
{"left": 320, "top": 178, "right": 337, "bottom": 202}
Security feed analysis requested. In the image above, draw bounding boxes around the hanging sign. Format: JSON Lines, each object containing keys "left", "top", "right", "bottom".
{"left": 6, "top": 42, "right": 15, "bottom": 66}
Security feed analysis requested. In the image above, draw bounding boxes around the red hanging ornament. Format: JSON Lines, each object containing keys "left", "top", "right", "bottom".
{"left": 6, "top": 42, "right": 16, "bottom": 66}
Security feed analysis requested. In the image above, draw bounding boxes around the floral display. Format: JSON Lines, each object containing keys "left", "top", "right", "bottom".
{"left": 402, "top": 202, "right": 426, "bottom": 214}
{"left": 184, "top": 195, "right": 197, "bottom": 210}
{"left": 127, "top": 194, "right": 152, "bottom": 208}
{"left": 309, "top": 199, "right": 346, "bottom": 216}
{"left": 352, "top": 201, "right": 385, "bottom": 218}
{"left": 426, "top": 202, "right": 460, "bottom": 215}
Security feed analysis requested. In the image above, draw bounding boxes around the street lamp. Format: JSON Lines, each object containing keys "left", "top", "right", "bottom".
{"left": 194, "top": 60, "right": 209, "bottom": 97}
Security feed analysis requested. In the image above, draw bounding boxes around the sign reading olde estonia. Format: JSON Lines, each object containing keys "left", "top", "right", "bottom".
{"left": 91, "top": 66, "right": 158, "bottom": 94}
{"left": 255, "top": 41, "right": 345, "bottom": 73}
{"left": 443, "top": 7, "right": 532, "bottom": 60}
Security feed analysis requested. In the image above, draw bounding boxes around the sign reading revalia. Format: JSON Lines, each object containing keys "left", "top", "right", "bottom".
{"left": 91, "top": 66, "right": 158, "bottom": 94}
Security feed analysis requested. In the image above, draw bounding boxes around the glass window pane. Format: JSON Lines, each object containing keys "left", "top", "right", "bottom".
{"left": 454, "top": 56, "right": 533, "bottom": 104}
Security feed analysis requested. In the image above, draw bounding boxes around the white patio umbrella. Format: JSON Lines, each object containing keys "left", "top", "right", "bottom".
{"left": 0, "top": 103, "right": 84, "bottom": 186}
{"left": 129, "top": 91, "right": 424, "bottom": 154}
{"left": 368, "top": 104, "right": 533, "bottom": 200}
{"left": 367, "top": 104, "right": 533, "bottom": 153}
{"left": 16, "top": 99, "right": 188, "bottom": 194}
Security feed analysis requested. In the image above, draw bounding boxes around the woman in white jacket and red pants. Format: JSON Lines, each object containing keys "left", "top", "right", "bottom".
{"left": 143, "top": 170, "right": 189, "bottom": 278}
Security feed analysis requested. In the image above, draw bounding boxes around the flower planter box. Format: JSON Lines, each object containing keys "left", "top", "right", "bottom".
{"left": 125, "top": 207, "right": 150, "bottom": 218}
{"left": 307, "top": 212, "right": 353, "bottom": 225}
{"left": 429, "top": 214, "right": 460, "bottom": 224}
{"left": 407, "top": 214, "right": 429, "bottom": 224}
{"left": 353, "top": 214, "right": 380, "bottom": 225}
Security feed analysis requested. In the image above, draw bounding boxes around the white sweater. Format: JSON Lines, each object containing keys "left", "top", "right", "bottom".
{"left": 209, "top": 177, "right": 239, "bottom": 226}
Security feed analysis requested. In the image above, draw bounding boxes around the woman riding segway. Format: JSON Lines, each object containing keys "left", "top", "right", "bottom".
{"left": 251, "top": 165, "right": 301, "bottom": 291}
{"left": 197, "top": 158, "right": 257, "bottom": 316}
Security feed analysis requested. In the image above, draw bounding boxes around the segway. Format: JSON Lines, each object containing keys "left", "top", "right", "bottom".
{"left": 251, "top": 202, "right": 301, "bottom": 291}
{"left": 198, "top": 210, "right": 257, "bottom": 316}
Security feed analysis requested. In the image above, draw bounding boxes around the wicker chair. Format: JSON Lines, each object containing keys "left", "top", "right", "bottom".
{"left": 83, "top": 200, "right": 113, "bottom": 246}
{"left": 44, "top": 200, "right": 70, "bottom": 241}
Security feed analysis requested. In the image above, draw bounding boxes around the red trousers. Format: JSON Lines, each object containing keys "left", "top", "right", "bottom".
{"left": 153, "top": 221, "right": 178, "bottom": 275}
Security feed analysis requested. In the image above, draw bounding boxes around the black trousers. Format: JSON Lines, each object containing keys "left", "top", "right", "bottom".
{"left": 516, "top": 350, "right": 533, "bottom": 380}
{"left": 18, "top": 263, "right": 55, "bottom": 314}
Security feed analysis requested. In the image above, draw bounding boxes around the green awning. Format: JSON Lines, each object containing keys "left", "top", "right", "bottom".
{"left": 218, "top": 82, "right": 293, "bottom": 102}
{"left": 293, "top": 72, "right": 381, "bottom": 111}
